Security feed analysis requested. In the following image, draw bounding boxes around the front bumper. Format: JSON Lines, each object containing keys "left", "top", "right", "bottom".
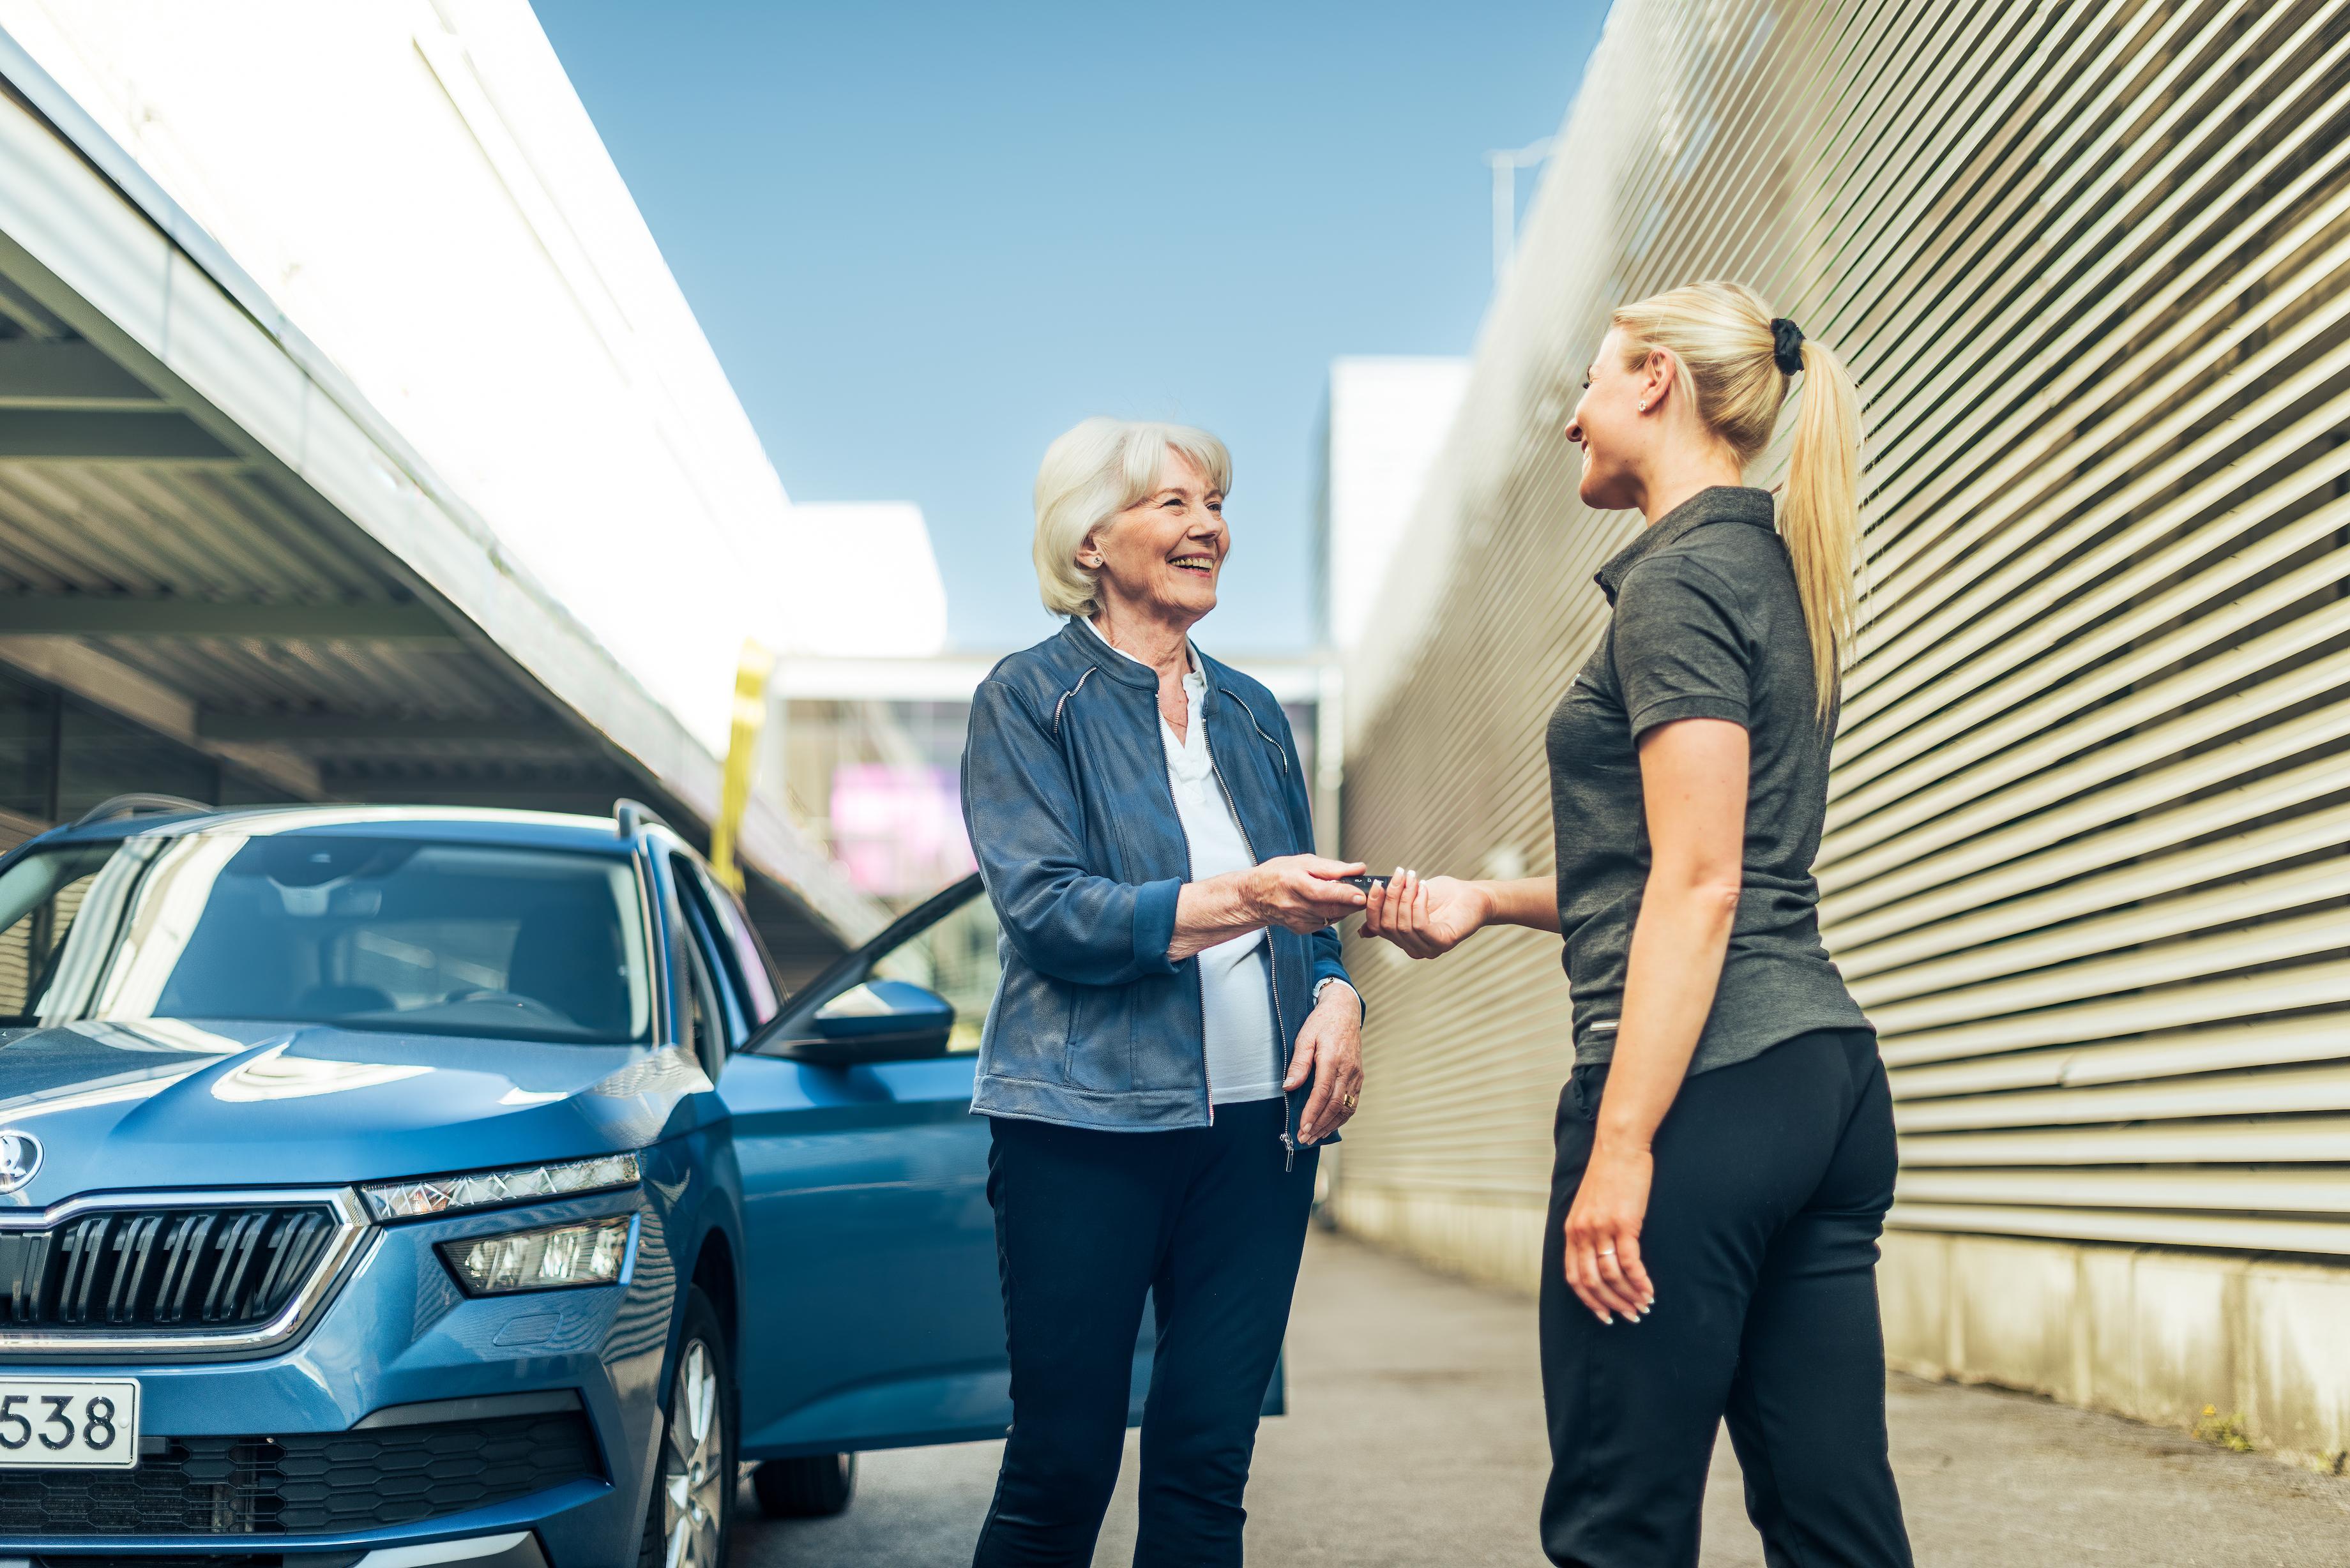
{"left": 349, "top": 1530, "right": 552, "bottom": 1568}
{"left": 0, "top": 1530, "right": 552, "bottom": 1568}
{"left": 0, "top": 1187, "right": 678, "bottom": 1568}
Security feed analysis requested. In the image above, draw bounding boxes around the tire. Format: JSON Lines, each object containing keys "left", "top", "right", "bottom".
{"left": 751, "top": 1453, "right": 856, "bottom": 1519}
{"left": 639, "top": 1287, "right": 736, "bottom": 1568}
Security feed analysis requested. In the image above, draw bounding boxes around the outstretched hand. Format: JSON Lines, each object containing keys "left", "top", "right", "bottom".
{"left": 1361, "top": 868, "right": 1490, "bottom": 959}
{"left": 1248, "top": 854, "right": 1371, "bottom": 933}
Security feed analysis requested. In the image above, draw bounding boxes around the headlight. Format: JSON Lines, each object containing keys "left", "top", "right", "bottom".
{"left": 361, "top": 1154, "right": 641, "bottom": 1220}
{"left": 439, "top": 1215, "right": 633, "bottom": 1295}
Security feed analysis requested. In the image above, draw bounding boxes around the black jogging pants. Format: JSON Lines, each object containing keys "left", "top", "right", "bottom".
{"left": 1538, "top": 1027, "right": 1914, "bottom": 1568}
{"left": 973, "top": 1098, "right": 1317, "bottom": 1567}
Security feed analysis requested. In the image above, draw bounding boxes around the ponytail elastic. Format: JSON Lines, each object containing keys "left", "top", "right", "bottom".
{"left": 1770, "top": 318, "right": 1805, "bottom": 375}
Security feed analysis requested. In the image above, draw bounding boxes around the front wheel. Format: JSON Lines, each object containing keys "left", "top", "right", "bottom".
{"left": 640, "top": 1288, "right": 734, "bottom": 1568}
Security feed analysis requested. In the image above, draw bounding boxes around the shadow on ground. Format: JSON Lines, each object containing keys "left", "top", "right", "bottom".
{"left": 734, "top": 1229, "right": 2350, "bottom": 1566}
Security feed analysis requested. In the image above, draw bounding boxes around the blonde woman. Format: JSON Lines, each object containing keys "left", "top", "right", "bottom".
{"left": 1367, "top": 284, "right": 1913, "bottom": 1566}
{"left": 961, "top": 418, "right": 1366, "bottom": 1565}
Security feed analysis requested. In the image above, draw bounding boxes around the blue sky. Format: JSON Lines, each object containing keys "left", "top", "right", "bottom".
{"left": 536, "top": 1, "right": 1607, "bottom": 652}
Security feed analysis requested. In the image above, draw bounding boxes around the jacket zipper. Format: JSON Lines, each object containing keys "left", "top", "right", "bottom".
{"left": 1160, "top": 690, "right": 1213, "bottom": 1127}
{"left": 1197, "top": 889, "right": 1213, "bottom": 1126}
{"left": 1076, "top": 641, "right": 1231, "bottom": 1131}
{"left": 1200, "top": 697, "right": 1296, "bottom": 1171}
{"left": 1179, "top": 768, "right": 1212, "bottom": 1128}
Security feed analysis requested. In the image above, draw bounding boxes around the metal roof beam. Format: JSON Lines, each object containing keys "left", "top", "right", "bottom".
{"left": 0, "top": 274, "right": 70, "bottom": 340}
{"left": 0, "top": 339, "right": 161, "bottom": 408}
{"left": 0, "top": 408, "right": 234, "bottom": 461}
{"left": 0, "top": 634, "right": 321, "bottom": 798}
{"left": 0, "top": 408, "right": 234, "bottom": 460}
{"left": 0, "top": 596, "right": 462, "bottom": 642}
{"left": 198, "top": 711, "right": 575, "bottom": 745}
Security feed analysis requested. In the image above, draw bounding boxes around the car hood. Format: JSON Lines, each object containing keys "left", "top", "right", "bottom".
{"left": 0, "top": 1019, "right": 713, "bottom": 1209}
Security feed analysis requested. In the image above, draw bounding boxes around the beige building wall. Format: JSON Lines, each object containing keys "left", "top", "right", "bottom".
{"left": 1330, "top": 0, "right": 2350, "bottom": 1469}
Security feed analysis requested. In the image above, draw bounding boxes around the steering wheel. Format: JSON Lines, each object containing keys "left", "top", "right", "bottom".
{"left": 441, "top": 989, "right": 573, "bottom": 1023}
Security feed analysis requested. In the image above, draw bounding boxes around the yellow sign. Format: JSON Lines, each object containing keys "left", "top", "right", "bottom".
{"left": 709, "top": 640, "right": 773, "bottom": 895}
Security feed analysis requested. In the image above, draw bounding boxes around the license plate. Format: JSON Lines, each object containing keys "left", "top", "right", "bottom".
{"left": 0, "top": 1378, "right": 139, "bottom": 1469}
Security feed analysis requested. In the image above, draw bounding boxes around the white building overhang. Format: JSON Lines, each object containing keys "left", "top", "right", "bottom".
{"left": 0, "top": 29, "right": 884, "bottom": 965}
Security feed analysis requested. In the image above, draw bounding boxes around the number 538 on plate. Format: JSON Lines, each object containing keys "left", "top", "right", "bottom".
{"left": 0, "top": 1378, "right": 139, "bottom": 1469}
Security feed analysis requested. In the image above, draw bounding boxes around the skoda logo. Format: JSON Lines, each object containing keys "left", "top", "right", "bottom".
{"left": 0, "top": 1129, "right": 40, "bottom": 1195}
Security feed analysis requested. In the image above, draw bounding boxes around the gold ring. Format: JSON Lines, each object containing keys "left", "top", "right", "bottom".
{"left": 1343, "top": 1092, "right": 1360, "bottom": 1111}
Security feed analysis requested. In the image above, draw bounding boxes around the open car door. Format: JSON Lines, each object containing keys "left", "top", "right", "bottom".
{"left": 721, "top": 873, "right": 1019, "bottom": 1458}
{"left": 718, "top": 871, "right": 1277, "bottom": 1465}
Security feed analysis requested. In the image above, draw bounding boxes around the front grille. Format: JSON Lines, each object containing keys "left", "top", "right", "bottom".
{"left": 0, "top": 1412, "right": 601, "bottom": 1536}
{"left": 0, "top": 1205, "right": 342, "bottom": 1332}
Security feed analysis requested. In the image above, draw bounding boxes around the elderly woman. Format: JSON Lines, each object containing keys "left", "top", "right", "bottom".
{"left": 960, "top": 417, "right": 1367, "bottom": 1566}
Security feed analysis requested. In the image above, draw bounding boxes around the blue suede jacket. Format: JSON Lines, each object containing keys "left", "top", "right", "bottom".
{"left": 960, "top": 619, "right": 1353, "bottom": 1155}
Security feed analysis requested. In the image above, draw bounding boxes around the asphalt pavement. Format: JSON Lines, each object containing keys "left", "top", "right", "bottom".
{"left": 733, "top": 1229, "right": 2350, "bottom": 1566}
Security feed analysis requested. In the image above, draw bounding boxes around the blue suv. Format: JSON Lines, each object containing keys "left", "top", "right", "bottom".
{"left": 0, "top": 797, "right": 1022, "bottom": 1568}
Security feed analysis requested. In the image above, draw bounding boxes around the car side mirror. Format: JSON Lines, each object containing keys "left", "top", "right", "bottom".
{"left": 757, "top": 979, "right": 955, "bottom": 1067}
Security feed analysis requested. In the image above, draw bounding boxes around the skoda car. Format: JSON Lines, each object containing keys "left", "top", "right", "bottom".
{"left": 0, "top": 797, "right": 1024, "bottom": 1568}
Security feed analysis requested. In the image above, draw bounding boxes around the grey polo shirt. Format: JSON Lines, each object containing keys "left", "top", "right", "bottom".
{"left": 1545, "top": 485, "right": 1870, "bottom": 1075}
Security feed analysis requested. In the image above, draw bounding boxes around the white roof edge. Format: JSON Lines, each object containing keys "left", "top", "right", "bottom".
{"left": 0, "top": 29, "right": 884, "bottom": 946}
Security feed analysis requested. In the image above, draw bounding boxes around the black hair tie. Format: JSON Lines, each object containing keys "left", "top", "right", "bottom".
{"left": 1770, "top": 317, "right": 1805, "bottom": 375}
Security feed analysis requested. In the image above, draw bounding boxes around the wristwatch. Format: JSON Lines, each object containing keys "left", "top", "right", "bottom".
{"left": 1312, "top": 977, "right": 1360, "bottom": 1010}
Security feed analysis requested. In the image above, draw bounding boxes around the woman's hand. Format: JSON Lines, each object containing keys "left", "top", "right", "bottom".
{"left": 1562, "top": 1137, "right": 1656, "bottom": 1324}
{"left": 1361, "top": 868, "right": 1492, "bottom": 958}
{"left": 1244, "top": 855, "right": 1370, "bottom": 934}
{"left": 1285, "top": 981, "right": 1364, "bottom": 1144}
{"left": 1169, "top": 856, "right": 1364, "bottom": 963}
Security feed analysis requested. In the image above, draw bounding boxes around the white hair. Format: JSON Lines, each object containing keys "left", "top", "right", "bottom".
{"left": 1031, "top": 418, "right": 1234, "bottom": 619}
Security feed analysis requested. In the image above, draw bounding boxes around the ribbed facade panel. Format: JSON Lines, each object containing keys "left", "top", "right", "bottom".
{"left": 1335, "top": 0, "right": 2350, "bottom": 1286}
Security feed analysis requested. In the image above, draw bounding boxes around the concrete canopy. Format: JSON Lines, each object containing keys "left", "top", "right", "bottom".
{"left": 0, "top": 29, "right": 881, "bottom": 984}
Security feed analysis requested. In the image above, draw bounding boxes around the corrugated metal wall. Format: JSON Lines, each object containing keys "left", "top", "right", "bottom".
{"left": 1335, "top": 0, "right": 2350, "bottom": 1276}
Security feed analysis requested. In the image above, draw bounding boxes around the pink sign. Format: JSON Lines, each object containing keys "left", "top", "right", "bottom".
{"left": 829, "top": 764, "right": 976, "bottom": 898}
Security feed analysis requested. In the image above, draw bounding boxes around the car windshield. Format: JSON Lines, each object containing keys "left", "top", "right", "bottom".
{"left": 0, "top": 833, "right": 652, "bottom": 1044}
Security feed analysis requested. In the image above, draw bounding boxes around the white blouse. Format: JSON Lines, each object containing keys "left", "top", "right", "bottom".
{"left": 1082, "top": 621, "right": 1353, "bottom": 1106}
{"left": 1157, "top": 660, "right": 1282, "bottom": 1106}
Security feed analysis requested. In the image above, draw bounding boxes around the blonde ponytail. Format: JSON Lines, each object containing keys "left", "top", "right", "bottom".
{"left": 1780, "top": 336, "right": 1861, "bottom": 722}
{"left": 1608, "top": 282, "right": 1864, "bottom": 723}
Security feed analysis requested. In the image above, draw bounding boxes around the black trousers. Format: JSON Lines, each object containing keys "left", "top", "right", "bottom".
{"left": 1539, "top": 1029, "right": 1914, "bottom": 1568}
{"left": 973, "top": 1098, "right": 1317, "bottom": 1568}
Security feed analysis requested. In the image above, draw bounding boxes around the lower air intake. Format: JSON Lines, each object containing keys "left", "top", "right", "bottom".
{"left": 0, "top": 1412, "right": 601, "bottom": 1535}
